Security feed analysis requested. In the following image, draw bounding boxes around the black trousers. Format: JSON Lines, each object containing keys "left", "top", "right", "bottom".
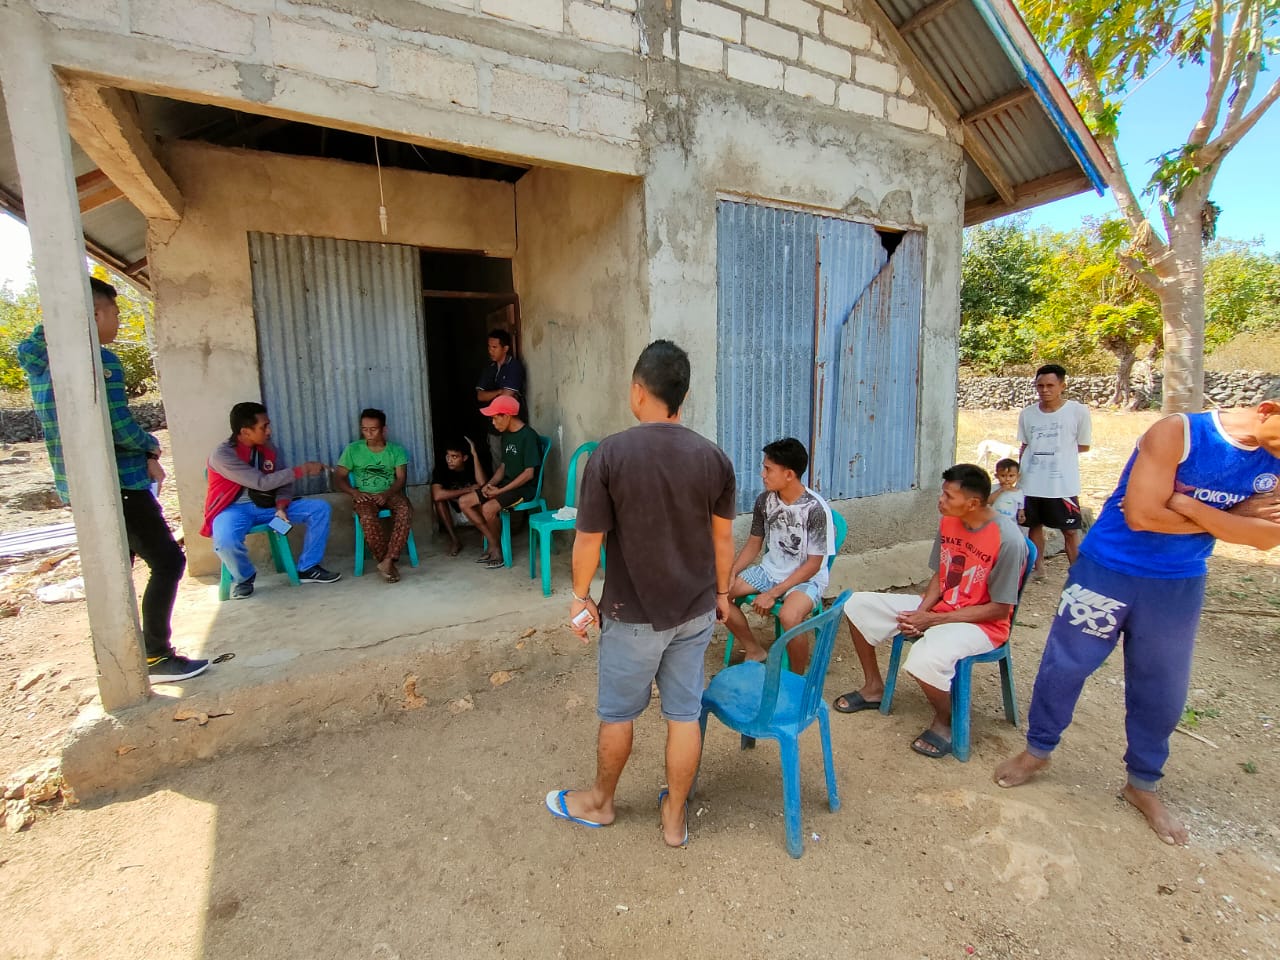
{"left": 119, "top": 488, "right": 186, "bottom": 659}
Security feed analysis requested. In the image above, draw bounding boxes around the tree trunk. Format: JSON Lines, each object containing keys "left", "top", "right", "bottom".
{"left": 1155, "top": 185, "right": 1212, "bottom": 413}
{"left": 1112, "top": 348, "right": 1136, "bottom": 406}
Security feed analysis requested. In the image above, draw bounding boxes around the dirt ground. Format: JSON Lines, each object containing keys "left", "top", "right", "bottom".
{"left": 2, "top": 412, "right": 1279, "bottom": 960}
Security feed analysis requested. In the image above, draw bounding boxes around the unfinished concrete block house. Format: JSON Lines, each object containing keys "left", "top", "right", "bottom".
{"left": 0, "top": 0, "right": 1105, "bottom": 707}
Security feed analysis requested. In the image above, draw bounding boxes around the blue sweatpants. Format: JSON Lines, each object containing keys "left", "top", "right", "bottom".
{"left": 1025, "top": 553, "right": 1206, "bottom": 790}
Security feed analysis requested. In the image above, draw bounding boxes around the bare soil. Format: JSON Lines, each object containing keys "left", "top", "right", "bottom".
{"left": 1, "top": 412, "right": 1279, "bottom": 960}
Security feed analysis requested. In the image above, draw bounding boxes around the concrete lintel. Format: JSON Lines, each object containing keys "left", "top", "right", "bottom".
{"left": 59, "top": 77, "right": 184, "bottom": 221}
{"left": 0, "top": 5, "right": 150, "bottom": 711}
{"left": 44, "top": 27, "right": 644, "bottom": 178}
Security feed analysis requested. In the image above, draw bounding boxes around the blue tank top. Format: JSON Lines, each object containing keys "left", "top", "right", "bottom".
{"left": 1082, "top": 412, "right": 1280, "bottom": 578}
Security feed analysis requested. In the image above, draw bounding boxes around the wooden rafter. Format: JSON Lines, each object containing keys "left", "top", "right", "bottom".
{"left": 960, "top": 88, "right": 1036, "bottom": 126}
{"left": 899, "top": 0, "right": 963, "bottom": 35}
{"left": 964, "top": 168, "right": 1086, "bottom": 226}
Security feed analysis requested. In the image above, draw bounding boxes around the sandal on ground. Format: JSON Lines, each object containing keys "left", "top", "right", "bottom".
{"left": 911, "top": 729, "right": 952, "bottom": 759}
{"left": 832, "top": 691, "right": 882, "bottom": 713}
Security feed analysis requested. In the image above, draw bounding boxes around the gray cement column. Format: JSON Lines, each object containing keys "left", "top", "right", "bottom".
{"left": 0, "top": 6, "right": 150, "bottom": 709}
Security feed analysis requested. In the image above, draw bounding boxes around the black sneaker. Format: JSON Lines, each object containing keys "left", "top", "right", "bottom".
{"left": 298, "top": 565, "right": 341, "bottom": 584}
{"left": 232, "top": 576, "right": 255, "bottom": 600}
{"left": 148, "top": 655, "right": 210, "bottom": 683}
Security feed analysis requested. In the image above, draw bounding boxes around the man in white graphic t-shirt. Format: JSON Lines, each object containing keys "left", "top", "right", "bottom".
{"left": 1017, "top": 364, "right": 1092, "bottom": 578}
{"left": 722, "top": 437, "right": 834, "bottom": 674}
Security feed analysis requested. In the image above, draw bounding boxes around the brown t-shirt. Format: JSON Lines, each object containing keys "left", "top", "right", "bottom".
{"left": 575, "top": 421, "right": 737, "bottom": 631}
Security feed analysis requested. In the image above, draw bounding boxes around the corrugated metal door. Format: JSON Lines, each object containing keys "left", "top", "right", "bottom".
{"left": 249, "top": 233, "right": 431, "bottom": 494}
{"left": 813, "top": 230, "right": 924, "bottom": 498}
{"left": 716, "top": 201, "right": 820, "bottom": 513}
{"left": 716, "top": 200, "right": 923, "bottom": 508}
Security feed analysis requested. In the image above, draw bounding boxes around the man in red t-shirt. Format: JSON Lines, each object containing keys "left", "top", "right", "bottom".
{"left": 831, "top": 464, "right": 1027, "bottom": 758}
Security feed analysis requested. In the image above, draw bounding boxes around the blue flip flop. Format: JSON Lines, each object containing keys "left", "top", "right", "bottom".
{"left": 658, "top": 788, "right": 689, "bottom": 847}
{"left": 545, "top": 789, "right": 605, "bottom": 828}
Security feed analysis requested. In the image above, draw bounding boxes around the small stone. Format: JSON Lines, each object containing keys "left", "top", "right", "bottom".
{"left": 1158, "top": 883, "right": 1177, "bottom": 895}
{"left": 447, "top": 694, "right": 475, "bottom": 715}
{"left": 402, "top": 675, "right": 426, "bottom": 710}
{"left": 16, "top": 664, "right": 54, "bottom": 692}
{"left": 4, "top": 798, "right": 33, "bottom": 832}
{"left": 615, "top": 904, "right": 628, "bottom": 912}
{"left": 1180, "top": 932, "right": 1192, "bottom": 943}
{"left": 944, "top": 880, "right": 955, "bottom": 893}
{"left": 489, "top": 670, "right": 514, "bottom": 687}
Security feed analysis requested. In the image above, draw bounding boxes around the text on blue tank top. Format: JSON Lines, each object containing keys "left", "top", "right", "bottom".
{"left": 1082, "top": 411, "right": 1280, "bottom": 578}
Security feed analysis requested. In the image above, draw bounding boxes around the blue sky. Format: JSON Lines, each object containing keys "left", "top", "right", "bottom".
{"left": 1, "top": 58, "right": 1276, "bottom": 290}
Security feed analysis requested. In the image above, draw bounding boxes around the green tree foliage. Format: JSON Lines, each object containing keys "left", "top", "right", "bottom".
{"left": 1022, "top": 0, "right": 1280, "bottom": 413}
{"left": 1203, "top": 239, "right": 1280, "bottom": 336}
{"left": 959, "top": 217, "right": 1046, "bottom": 371}
{"left": 0, "top": 265, "right": 155, "bottom": 397}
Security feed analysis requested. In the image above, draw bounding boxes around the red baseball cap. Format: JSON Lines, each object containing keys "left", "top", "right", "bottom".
{"left": 480, "top": 395, "right": 520, "bottom": 416}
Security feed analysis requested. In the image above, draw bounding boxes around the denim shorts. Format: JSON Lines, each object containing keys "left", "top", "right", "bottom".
{"left": 739, "top": 565, "right": 823, "bottom": 610}
{"left": 597, "top": 610, "right": 716, "bottom": 723}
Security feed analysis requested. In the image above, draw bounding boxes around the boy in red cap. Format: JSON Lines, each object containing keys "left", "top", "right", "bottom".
{"left": 458, "top": 394, "right": 541, "bottom": 568}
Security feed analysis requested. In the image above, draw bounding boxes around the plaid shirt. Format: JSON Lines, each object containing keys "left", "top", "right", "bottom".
{"left": 17, "top": 325, "right": 159, "bottom": 503}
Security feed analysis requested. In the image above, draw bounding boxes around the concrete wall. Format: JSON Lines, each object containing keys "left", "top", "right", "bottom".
{"left": 148, "top": 141, "right": 516, "bottom": 574}
{"left": 643, "top": 78, "right": 965, "bottom": 551}
{"left": 514, "top": 167, "right": 649, "bottom": 500}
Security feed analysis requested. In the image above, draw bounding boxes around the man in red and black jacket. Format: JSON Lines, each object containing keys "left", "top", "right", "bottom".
{"left": 203, "top": 402, "right": 339, "bottom": 599}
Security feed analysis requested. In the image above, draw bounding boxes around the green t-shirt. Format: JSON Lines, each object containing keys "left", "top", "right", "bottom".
{"left": 501, "top": 425, "right": 542, "bottom": 499}
{"left": 338, "top": 440, "right": 409, "bottom": 494}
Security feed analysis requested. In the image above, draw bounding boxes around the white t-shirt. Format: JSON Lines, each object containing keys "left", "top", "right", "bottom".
{"left": 750, "top": 488, "right": 834, "bottom": 590}
{"left": 991, "top": 488, "right": 1026, "bottom": 528}
{"left": 1016, "top": 400, "right": 1092, "bottom": 498}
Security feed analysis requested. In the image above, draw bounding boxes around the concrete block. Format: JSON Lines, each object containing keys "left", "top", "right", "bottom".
{"left": 829, "top": 541, "right": 933, "bottom": 594}
{"left": 887, "top": 95, "right": 929, "bottom": 130}
{"left": 800, "top": 36, "right": 851, "bottom": 76}
{"left": 384, "top": 44, "right": 479, "bottom": 109}
{"left": 726, "top": 47, "right": 783, "bottom": 88}
{"left": 837, "top": 82, "right": 883, "bottom": 117}
{"left": 479, "top": 0, "right": 563, "bottom": 32}
{"left": 682, "top": 0, "right": 742, "bottom": 43}
{"left": 490, "top": 67, "right": 571, "bottom": 127}
{"left": 568, "top": 1, "right": 638, "bottom": 49}
{"left": 271, "top": 17, "right": 377, "bottom": 87}
{"left": 35, "top": 0, "right": 124, "bottom": 28}
{"left": 578, "top": 91, "right": 646, "bottom": 140}
{"left": 854, "top": 54, "right": 898, "bottom": 92}
{"left": 132, "top": 0, "right": 256, "bottom": 56}
{"left": 822, "top": 11, "right": 871, "bottom": 49}
{"left": 676, "top": 31, "right": 726, "bottom": 72}
{"left": 719, "top": 0, "right": 766, "bottom": 14}
{"left": 784, "top": 65, "right": 835, "bottom": 103}
{"left": 810, "top": 0, "right": 844, "bottom": 7}
{"left": 900, "top": 75, "right": 915, "bottom": 97}
{"left": 744, "top": 17, "right": 798, "bottom": 59}
{"left": 611, "top": 0, "right": 637, "bottom": 10}
{"left": 768, "top": 0, "right": 819, "bottom": 33}
{"left": 927, "top": 112, "right": 948, "bottom": 138}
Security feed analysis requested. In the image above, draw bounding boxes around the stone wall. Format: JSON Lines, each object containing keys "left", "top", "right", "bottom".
{"left": 958, "top": 371, "right": 1280, "bottom": 410}
{"left": 0, "top": 400, "right": 166, "bottom": 444}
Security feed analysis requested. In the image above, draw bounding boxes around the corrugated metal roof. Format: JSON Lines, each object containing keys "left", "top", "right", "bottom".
{"left": 871, "top": 0, "right": 1109, "bottom": 225}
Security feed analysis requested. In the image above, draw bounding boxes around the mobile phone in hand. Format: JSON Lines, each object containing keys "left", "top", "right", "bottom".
{"left": 268, "top": 516, "right": 292, "bottom": 535}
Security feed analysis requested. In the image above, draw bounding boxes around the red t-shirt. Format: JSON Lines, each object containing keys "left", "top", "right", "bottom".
{"left": 930, "top": 515, "right": 1026, "bottom": 646}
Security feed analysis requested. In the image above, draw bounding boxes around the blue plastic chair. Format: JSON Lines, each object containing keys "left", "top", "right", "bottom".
{"left": 217, "top": 523, "right": 299, "bottom": 600}
{"left": 879, "top": 539, "right": 1037, "bottom": 762}
{"left": 350, "top": 512, "right": 419, "bottom": 578}
{"left": 528, "top": 441, "right": 600, "bottom": 596}
{"left": 699, "top": 590, "right": 852, "bottom": 858}
{"left": 484, "top": 434, "right": 552, "bottom": 568}
{"left": 725, "top": 511, "right": 848, "bottom": 666}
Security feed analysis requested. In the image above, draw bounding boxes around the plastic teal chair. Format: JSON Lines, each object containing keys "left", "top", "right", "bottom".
{"left": 484, "top": 434, "right": 552, "bottom": 568}
{"left": 528, "top": 441, "right": 600, "bottom": 596}
{"left": 725, "top": 511, "right": 848, "bottom": 666}
{"left": 699, "top": 590, "right": 852, "bottom": 858}
{"left": 352, "top": 501, "right": 420, "bottom": 576}
{"left": 879, "top": 539, "right": 1037, "bottom": 762}
{"left": 217, "top": 524, "right": 299, "bottom": 600}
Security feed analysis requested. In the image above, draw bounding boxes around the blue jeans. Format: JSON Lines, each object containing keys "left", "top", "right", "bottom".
{"left": 212, "top": 499, "right": 332, "bottom": 584}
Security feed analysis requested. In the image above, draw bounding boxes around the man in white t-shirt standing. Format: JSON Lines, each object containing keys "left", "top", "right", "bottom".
{"left": 1017, "top": 364, "right": 1092, "bottom": 578}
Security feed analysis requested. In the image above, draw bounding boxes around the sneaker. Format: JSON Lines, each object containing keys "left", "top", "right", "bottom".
{"left": 298, "top": 565, "right": 341, "bottom": 584}
{"left": 231, "top": 576, "right": 255, "bottom": 600}
{"left": 148, "top": 655, "right": 210, "bottom": 683}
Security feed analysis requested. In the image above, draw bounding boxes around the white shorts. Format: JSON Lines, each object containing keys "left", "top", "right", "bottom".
{"left": 843, "top": 592, "right": 994, "bottom": 691}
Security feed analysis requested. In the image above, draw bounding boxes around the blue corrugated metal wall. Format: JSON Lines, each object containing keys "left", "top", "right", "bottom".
{"left": 249, "top": 233, "right": 432, "bottom": 494}
{"left": 716, "top": 200, "right": 923, "bottom": 508}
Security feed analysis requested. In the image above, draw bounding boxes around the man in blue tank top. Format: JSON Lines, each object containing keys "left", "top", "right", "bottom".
{"left": 995, "top": 395, "right": 1280, "bottom": 844}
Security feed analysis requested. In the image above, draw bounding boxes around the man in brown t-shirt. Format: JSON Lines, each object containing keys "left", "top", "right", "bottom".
{"left": 544, "top": 340, "right": 737, "bottom": 848}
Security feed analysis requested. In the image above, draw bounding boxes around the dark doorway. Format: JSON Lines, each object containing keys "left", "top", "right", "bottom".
{"left": 422, "top": 251, "right": 519, "bottom": 474}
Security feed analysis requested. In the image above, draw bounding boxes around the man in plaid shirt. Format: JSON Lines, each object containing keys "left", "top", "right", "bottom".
{"left": 18, "top": 276, "right": 208, "bottom": 683}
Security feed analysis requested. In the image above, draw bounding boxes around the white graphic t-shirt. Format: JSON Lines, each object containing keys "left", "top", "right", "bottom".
{"left": 750, "top": 488, "right": 833, "bottom": 590}
{"left": 991, "top": 488, "right": 1026, "bottom": 529}
{"left": 1016, "top": 400, "right": 1092, "bottom": 498}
